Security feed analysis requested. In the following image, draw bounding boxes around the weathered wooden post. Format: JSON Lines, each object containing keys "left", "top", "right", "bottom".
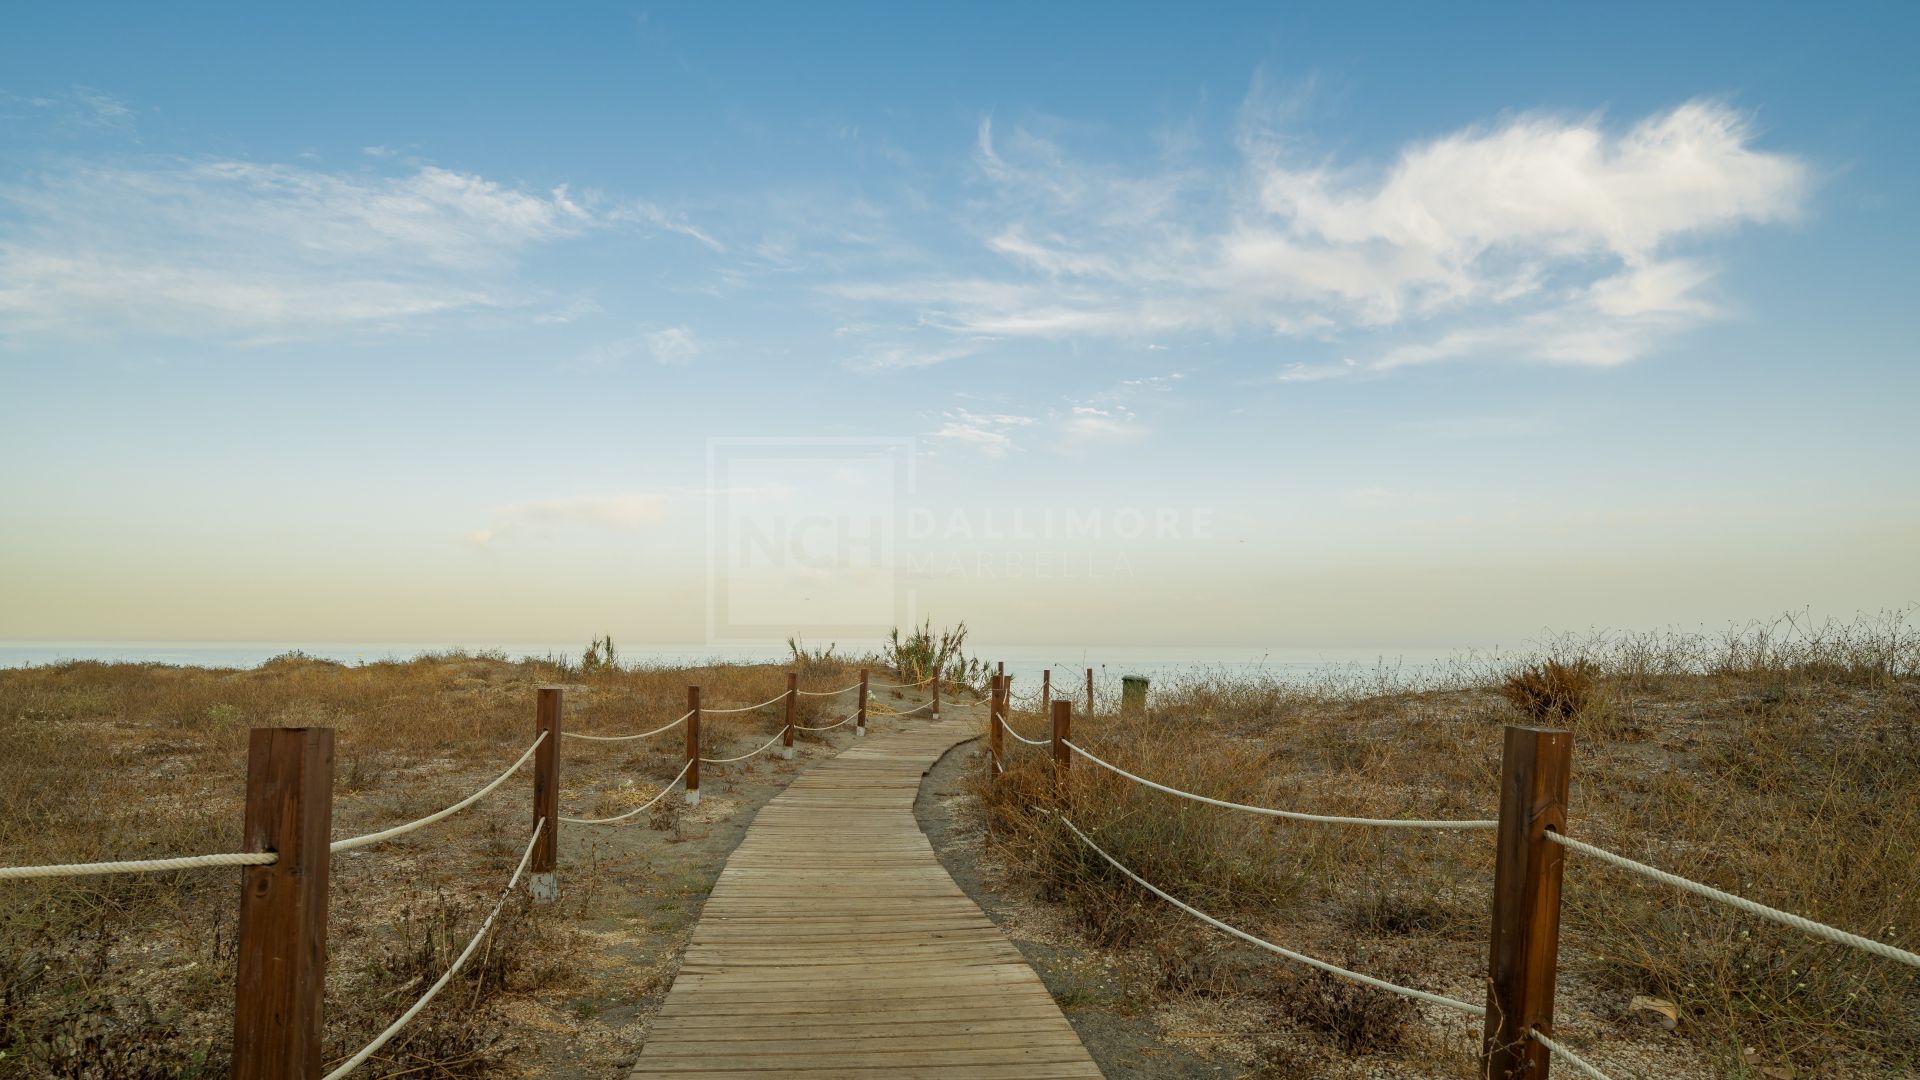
{"left": 233, "top": 726, "right": 333, "bottom": 1080}
{"left": 782, "top": 672, "right": 797, "bottom": 760}
{"left": 685, "top": 686, "right": 702, "bottom": 807}
{"left": 530, "top": 687, "right": 561, "bottom": 902}
{"left": 857, "top": 668, "right": 869, "bottom": 737}
{"left": 1050, "top": 699, "right": 1072, "bottom": 799}
{"left": 931, "top": 664, "right": 942, "bottom": 722}
{"left": 1085, "top": 668, "right": 1094, "bottom": 715}
{"left": 987, "top": 674, "right": 1006, "bottom": 779}
{"left": 1042, "top": 668, "right": 1051, "bottom": 714}
{"left": 1482, "top": 725, "right": 1574, "bottom": 1080}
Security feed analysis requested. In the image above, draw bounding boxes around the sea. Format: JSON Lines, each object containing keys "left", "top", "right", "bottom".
{"left": 0, "top": 640, "right": 1483, "bottom": 695}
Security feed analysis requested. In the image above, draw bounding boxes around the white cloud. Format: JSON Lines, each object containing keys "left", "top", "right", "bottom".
{"left": 0, "top": 158, "right": 603, "bottom": 342}
{"left": 837, "top": 97, "right": 1808, "bottom": 371}
{"left": 928, "top": 384, "right": 1161, "bottom": 455}
{"left": 645, "top": 325, "right": 702, "bottom": 364}
{"left": 1062, "top": 405, "right": 1145, "bottom": 443}
{"left": 1259, "top": 103, "right": 1803, "bottom": 262}
{"left": 928, "top": 408, "right": 1035, "bottom": 456}
{"left": 931, "top": 421, "right": 1016, "bottom": 455}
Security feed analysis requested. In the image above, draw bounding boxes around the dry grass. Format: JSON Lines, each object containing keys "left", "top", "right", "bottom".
{"left": 1500, "top": 659, "right": 1597, "bottom": 722}
{"left": 0, "top": 648, "right": 879, "bottom": 1078}
{"left": 971, "top": 612, "right": 1920, "bottom": 1078}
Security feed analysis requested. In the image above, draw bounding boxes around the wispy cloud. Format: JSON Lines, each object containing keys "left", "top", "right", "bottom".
{"left": 0, "top": 149, "right": 722, "bottom": 345}
{"left": 610, "top": 201, "right": 727, "bottom": 252}
{"left": 844, "top": 336, "right": 990, "bottom": 371}
{"left": 0, "top": 157, "right": 601, "bottom": 343}
{"left": 4, "top": 87, "right": 138, "bottom": 134}
{"left": 644, "top": 325, "right": 702, "bottom": 364}
{"left": 928, "top": 408, "right": 1035, "bottom": 457}
{"left": 1062, "top": 405, "right": 1145, "bottom": 443}
{"left": 67, "top": 87, "right": 136, "bottom": 133}
{"left": 927, "top": 371, "right": 1174, "bottom": 455}
{"left": 836, "top": 97, "right": 1808, "bottom": 371}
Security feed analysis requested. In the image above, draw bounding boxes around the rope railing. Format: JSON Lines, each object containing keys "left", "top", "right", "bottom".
{"left": 330, "top": 731, "right": 547, "bottom": 853}
{"left": 1545, "top": 831, "right": 1920, "bottom": 969}
{"left": 1057, "top": 814, "right": 1485, "bottom": 1016}
{"left": 37, "top": 659, "right": 1905, "bottom": 1080}
{"left": 795, "top": 681, "right": 862, "bottom": 697}
{"left": 1000, "top": 695, "right": 1916, "bottom": 1078}
{"left": 1002, "top": 716, "right": 1051, "bottom": 746}
{"left": 1530, "top": 1029, "right": 1619, "bottom": 1080}
{"left": 1064, "top": 740, "right": 1498, "bottom": 830}
{"left": 561, "top": 760, "right": 694, "bottom": 825}
{"left": 701, "top": 692, "right": 792, "bottom": 714}
{"left": 792, "top": 710, "right": 860, "bottom": 732}
{"left": 14, "top": 675, "right": 876, "bottom": 1071}
{"left": 321, "top": 818, "right": 545, "bottom": 1080}
{"left": 561, "top": 710, "right": 691, "bottom": 742}
{"left": 700, "top": 726, "right": 791, "bottom": 764}
{"left": 0, "top": 850, "right": 277, "bottom": 881}
{"left": 869, "top": 674, "right": 934, "bottom": 689}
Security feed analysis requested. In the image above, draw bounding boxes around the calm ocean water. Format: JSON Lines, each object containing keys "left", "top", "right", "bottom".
{"left": 0, "top": 640, "right": 1472, "bottom": 694}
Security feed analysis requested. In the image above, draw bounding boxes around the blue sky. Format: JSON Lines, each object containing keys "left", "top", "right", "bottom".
{"left": 2, "top": 3, "right": 1915, "bottom": 649}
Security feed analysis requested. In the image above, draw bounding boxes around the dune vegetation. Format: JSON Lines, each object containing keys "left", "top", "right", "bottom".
{"left": 968, "top": 611, "right": 1920, "bottom": 1077}
{"left": 0, "top": 646, "right": 906, "bottom": 1078}
{"left": 3, "top": 613, "right": 1914, "bottom": 1078}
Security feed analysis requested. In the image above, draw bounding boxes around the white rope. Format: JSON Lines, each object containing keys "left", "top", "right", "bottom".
{"left": 0, "top": 850, "right": 276, "bottom": 880}
{"left": 1058, "top": 815, "right": 1483, "bottom": 1016}
{"left": 796, "top": 681, "right": 862, "bottom": 697}
{"left": 561, "top": 760, "right": 694, "bottom": 825}
{"left": 330, "top": 732, "right": 545, "bottom": 853}
{"left": 1531, "top": 1028, "right": 1618, "bottom": 1080}
{"left": 1546, "top": 832, "right": 1920, "bottom": 969}
{"left": 701, "top": 692, "right": 791, "bottom": 714}
{"left": 1002, "top": 717, "right": 1051, "bottom": 746}
{"left": 888, "top": 700, "right": 934, "bottom": 716}
{"left": 1065, "top": 741, "right": 1497, "bottom": 830}
{"left": 869, "top": 675, "right": 934, "bottom": 689}
{"left": 701, "top": 727, "right": 790, "bottom": 764}
{"left": 561, "top": 710, "right": 690, "bottom": 742}
{"left": 793, "top": 710, "right": 859, "bottom": 732}
{"left": 322, "top": 818, "right": 544, "bottom": 1080}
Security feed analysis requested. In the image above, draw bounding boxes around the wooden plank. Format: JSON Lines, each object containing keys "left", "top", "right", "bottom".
{"left": 632, "top": 718, "right": 1101, "bottom": 1076}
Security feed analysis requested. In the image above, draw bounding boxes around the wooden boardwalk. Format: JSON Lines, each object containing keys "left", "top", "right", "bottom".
{"left": 632, "top": 716, "right": 1103, "bottom": 1078}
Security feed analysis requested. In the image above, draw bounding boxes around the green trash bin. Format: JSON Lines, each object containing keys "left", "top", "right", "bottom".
{"left": 1120, "top": 675, "right": 1149, "bottom": 716}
